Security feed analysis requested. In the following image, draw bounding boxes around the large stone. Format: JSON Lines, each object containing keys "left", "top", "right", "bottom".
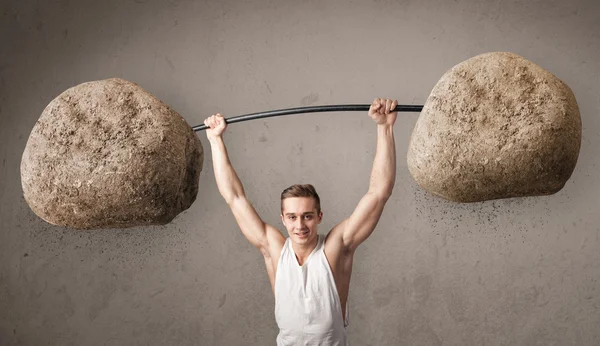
{"left": 407, "top": 52, "right": 581, "bottom": 202}
{"left": 21, "top": 78, "right": 203, "bottom": 229}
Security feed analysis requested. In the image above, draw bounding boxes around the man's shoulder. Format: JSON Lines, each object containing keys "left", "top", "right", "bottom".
{"left": 262, "top": 225, "right": 286, "bottom": 257}
{"left": 324, "top": 226, "right": 353, "bottom": 256}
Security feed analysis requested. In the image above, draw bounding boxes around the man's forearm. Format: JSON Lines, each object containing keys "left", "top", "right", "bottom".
{"left": 209, "top": 136, "right": 245, "bottom": 204}
{"left": 368, "top": 124, "right": 396, "bottom": 199}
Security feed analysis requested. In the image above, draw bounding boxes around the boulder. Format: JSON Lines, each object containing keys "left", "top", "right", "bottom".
{"left": 407, "top": 52, "right": 581, "bottom": 202}
{"left": 21, "top": 78, "right": 203, "bottom": 229}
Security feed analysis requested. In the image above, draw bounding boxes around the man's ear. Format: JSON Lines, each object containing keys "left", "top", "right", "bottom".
{"left": 318, "top": 211, "right": 323, "bottom": 223}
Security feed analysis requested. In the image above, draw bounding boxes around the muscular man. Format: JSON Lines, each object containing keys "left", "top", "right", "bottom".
{"left": 204, "top": 98, "right": 397, "bottom": 345}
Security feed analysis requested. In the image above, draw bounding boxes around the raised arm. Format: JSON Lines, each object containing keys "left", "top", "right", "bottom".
{"left": 204, "top": 114, "right": 284, "bottom": 255}
{"left": 332, "top": 98, "right": 397, "bottom": 252}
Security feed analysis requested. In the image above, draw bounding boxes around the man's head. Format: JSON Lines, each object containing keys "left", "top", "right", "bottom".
{"left": 280, "top": 184, "right": 323, "bottom": 245}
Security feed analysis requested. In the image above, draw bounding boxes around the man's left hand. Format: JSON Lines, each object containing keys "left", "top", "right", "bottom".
{"left": 368, "top": 98, "right": 398, "bottom": 126}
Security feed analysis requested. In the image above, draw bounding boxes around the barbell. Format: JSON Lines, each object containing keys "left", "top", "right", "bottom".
{"left": 191, "top": 104, "right": 424, "bottom": 132}
{"left": 20, "top": 52, "right": 581, "bottom": 230}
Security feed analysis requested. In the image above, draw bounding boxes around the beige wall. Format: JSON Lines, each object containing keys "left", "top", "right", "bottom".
{"left": 1, "top": 0, "right": 599, "bottom": 345}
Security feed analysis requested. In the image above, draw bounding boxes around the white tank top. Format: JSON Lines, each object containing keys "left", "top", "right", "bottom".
{"left": 274, "top": 234, "right": 350, "bottom": 346}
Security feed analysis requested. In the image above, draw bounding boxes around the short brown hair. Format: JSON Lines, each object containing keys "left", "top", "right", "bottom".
{"left": 281, "top": 184, "right": 321, "bottom": 214}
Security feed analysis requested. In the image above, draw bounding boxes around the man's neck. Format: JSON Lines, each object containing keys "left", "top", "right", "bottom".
{"left": 292, "top": 235, "right": 319, "bottom": 265}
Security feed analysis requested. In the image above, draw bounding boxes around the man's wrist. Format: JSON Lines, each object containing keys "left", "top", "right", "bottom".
{"left": 377, "top": 123, "right": 394, "bottom": 133}
{"left": 208, "top": 135, "right": 224, "bottom": 144}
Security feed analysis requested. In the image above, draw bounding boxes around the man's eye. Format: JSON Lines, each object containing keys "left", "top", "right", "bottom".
{"left": 304, "top": 215, "right": 312, "bottom": 220}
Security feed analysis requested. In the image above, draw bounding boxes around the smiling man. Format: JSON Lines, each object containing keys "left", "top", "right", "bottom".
{"left": 203, "top": 98, "right": 397, "bottom": 346}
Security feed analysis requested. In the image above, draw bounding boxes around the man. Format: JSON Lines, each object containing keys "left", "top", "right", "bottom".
{"left": 203, "top": 98, "right": 397, "bottom": 345}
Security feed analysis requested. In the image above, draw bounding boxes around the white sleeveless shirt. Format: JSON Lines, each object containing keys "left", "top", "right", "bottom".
{"left": 274, "top": 234, "right": 349, "bottom": 346}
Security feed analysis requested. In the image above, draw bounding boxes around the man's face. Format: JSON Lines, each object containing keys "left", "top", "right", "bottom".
{"left": 281, "top": 197, "right": 323, "bottom": 245}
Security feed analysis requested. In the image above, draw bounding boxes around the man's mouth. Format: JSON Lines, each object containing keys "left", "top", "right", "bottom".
{"left": 295, "top": 230, "right": 309, "bottom": 237}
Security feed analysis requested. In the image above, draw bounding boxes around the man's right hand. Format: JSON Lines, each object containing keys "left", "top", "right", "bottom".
{"left": 204, "top": 113, "right": 227, "bottom": 140}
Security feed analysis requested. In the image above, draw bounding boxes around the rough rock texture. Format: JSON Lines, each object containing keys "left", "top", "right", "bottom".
{"left": 21, "top": 78, "right": 203, "bottom": 229}
{"left": 407, "top": 52, "right": 581, "bottom": 203}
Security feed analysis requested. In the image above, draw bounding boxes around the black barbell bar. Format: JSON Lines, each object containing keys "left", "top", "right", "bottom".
{"left": 192, "top": 104, "right": 424, "bottom": 132}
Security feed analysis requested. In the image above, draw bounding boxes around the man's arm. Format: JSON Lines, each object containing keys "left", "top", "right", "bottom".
{"left": 205, "top": 114, "right": 284, "bottom": 255}
{"left": 331, "top": 98, "right": 397, "bottom": 252}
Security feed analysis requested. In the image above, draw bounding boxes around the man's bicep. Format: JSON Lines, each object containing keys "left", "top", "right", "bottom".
{"left": 229, "top": 196, "right": 271, "bottom": 249}
{"left": 341, "top": 192, "right": 388, "bottom": 250}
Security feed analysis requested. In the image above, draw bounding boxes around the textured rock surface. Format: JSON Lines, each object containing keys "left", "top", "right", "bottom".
{"left": 407, "top": 52, "right": 581, "bottom": 202}
{"left": 21, "top": 78, "right": 203, "bottom": 229}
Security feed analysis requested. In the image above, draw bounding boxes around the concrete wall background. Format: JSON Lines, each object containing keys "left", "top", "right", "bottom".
{"left": 1, "top": 0, "right": 599, "bottom": 345}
